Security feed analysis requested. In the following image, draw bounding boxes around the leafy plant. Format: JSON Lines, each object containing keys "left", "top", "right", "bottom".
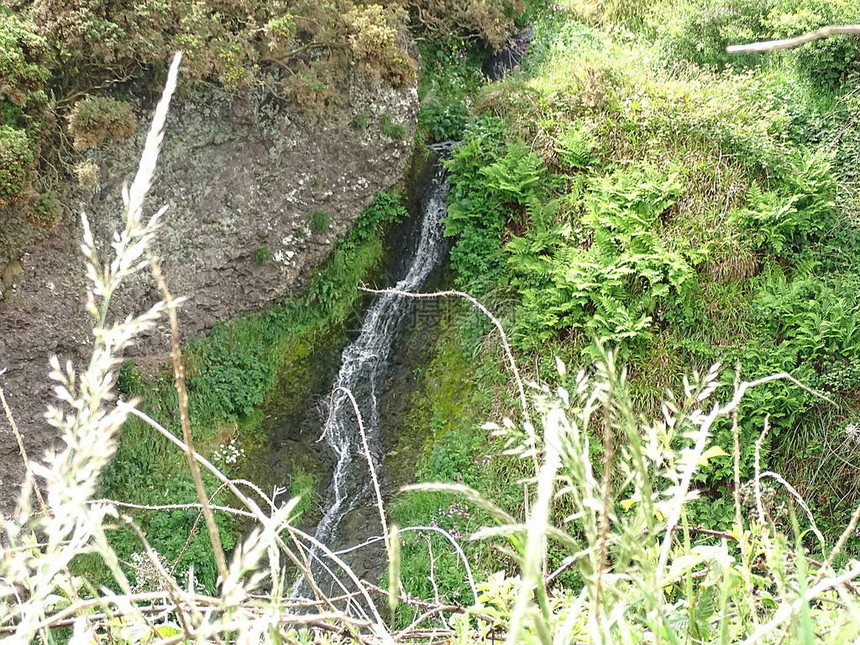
{"left": 0, "top": 124, "right": 35, "bottom": 207}
{"left": 443, "top": 122, "right": 512, "bottom": 293}
{"left": 253, "top": 245, "right": 272, "bottom": 265}
{"left": 350, "top": 113, "right": 368, "bottom": 130}
{"left": 419, "top": 96, "right": 468, "bottom": 142}
{"left": 310, "top": 209, "right": 331, "bottom": 233}
{"left": 187, "top": 324, "right": 275, "bottom": 422}
{"left": 557, "top": 119, "right": 596, "bottom": 169}
{"left": 479, "top": 141, "right": 545, "bottom": 212}
{"left": 30, "top": 190, "right": 62, "bottom": 226}
{"left": 68, "top": 96, "right": 137, "bottom": 151}
{"left": 346, "top": 191, "right": 408, "bottom": 245}
{"left": 380, "top": 114, "right": 407, "bottom": 140}
{"left": 509, "top": 165, "right": 704, "bottom": 350}
{"left": 116, "top": 360, "right": 142, "bottom": 397}
{"left": 0, "top": 12, "right": 50, "bottom": 110}
{"left": 730, "top": 150, "right": 836, "bottom": 256}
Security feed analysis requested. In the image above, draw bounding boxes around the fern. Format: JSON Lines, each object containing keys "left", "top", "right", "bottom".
{"left": 508, "top": 164, "right": 704, "bottom": 351}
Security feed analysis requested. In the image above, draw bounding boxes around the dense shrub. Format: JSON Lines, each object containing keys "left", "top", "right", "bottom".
{"left": 0, "top": 12, "right": 50, "bottom": 111}
{"left": 442, "top": 122, "right": 509, "bottom": 293}
{"left": 68, "top": 96, "right": 137, "bottom": 150}
{"left": 310, "top": 209, "right": 331, "bottom": 233}
{"left": 187, "top": 324, "right": 276, "bottom": 422}
{"left": 730, "top": 150, "right": 836, "bottom": 256}
{"left": 30, "top": 190, "right": 62, "bottom": 226}
{"left": 416, "top": 41, "right": 486, "bottom": 143}
{"left": 406, "top": 0, "right": 525, "bottom": 50}
{"left": 659, "top": 0, "right": 773, "bottom": 69}
{"left": 0, "top": 13, "right": 47, "bottom": 207}
{"left": 766, "top": 0, "right": 860, "bottom": 89}
{"left": 660, "top": 0, "right": 860, "bottom": 87}
{"left": 29, "top": 0, "right": 414, "bottom": 91}
{"left": 419, "top": 96, "right": 469, "bottom": 141}
{"left": 345, "top": 3, "right": 416, "bottom": 85}
{"left": 509, "top": 165, "right": 704, "bottom": 350}
{"left": 0, "top": 124, "right": 35, "bottom": 207}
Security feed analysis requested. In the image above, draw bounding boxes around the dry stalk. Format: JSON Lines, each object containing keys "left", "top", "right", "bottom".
{"left": 758, "top": 471, "right": 825, "bottom": 548}
{"left": 147, "top": 255, "right": 229, "bottom": 584}
{"left": 0, "top": 387, "right": 47, "bottom": 513}
{"left": 118, "top": 402, "right": 392, "bottom": 639}
{"left": 332, "top": 386, "right": 390, "bottom": 558}
{"left": 592, "top": 374, "right": 614, "bottom": 635}
{"left": 332, "top": 527, "right": 479, "bottom": 604}
{"left": 122, "top": 515, "right": 201, "bottom": 641}
{"left": 655, "top": 371, "right": 837, "bottom": 584}
{"left": 818, "top": 497, "right": 860, "bottom": 582}
{"left": 753, "top": 415, "right": 771, "bottom": 526}
{"left": 731, "top": 364, "right": 743, "bottom": 530}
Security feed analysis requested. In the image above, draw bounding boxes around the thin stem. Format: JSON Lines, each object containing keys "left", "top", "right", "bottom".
{"left": 147, "top": 255, "right": 229, "bottom": 585}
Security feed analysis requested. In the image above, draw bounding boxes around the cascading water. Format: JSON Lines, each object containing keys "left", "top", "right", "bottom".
{"left": 295, "top": 146, "right": 453, "bottom": 593}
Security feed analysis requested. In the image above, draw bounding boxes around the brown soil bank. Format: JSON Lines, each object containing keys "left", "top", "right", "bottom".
{"left": 0, "top": 70, "right": 418, "bottom": 511}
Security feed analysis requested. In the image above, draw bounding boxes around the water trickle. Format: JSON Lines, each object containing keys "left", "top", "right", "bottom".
{"left": 296, "top": 147, "right": 453, "bottom": 593}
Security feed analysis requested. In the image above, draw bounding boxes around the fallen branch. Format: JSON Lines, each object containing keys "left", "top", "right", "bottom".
{"left": 727, "top": 25, "right": 860, "bottom": 54}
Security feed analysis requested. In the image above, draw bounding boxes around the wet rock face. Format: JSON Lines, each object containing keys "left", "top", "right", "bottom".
{"left": 0, "top": 72, "right": 418, "bottom": 511}
{"left": 482, "top": 27, "right": 535, "bottom": 80}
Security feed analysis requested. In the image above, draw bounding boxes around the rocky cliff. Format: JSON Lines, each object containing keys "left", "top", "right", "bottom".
{"left": 0, "top": 70, "right": 418, "bottom": 510}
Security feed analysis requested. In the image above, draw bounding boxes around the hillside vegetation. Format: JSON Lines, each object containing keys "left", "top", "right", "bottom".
{"left": 393, "top": 0, "right": 860, "bottom": 634}
{"left": 5, "top": 0, "right": 860, "bottom": 643}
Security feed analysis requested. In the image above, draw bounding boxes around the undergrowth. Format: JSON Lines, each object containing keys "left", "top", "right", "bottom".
{"left": 7, "top": 28, "right": 860, "bottom": 643}
{"left": 96, "top": 191, "right": 407, "bottom": 592}
{"left": 397, "top": 0, "right": 860, "bottom": 598}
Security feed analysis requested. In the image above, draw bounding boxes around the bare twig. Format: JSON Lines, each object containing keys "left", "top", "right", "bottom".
{"left": 727, "top": 25, "right": 860, "bottom": 54}
{"left": 333, "top": 386, "right": 390, "bottom": 559}
{"left": 0, "top": 387, "right": 47, "bottom": 513}
{"left": 753, "top": 416, "right": 771, "bottom": 526}
{"left": 90, "top": 498, "right": 255, "bottom": 518}
{"left": 148, "top": 255, "right": 228, "bottom": 585}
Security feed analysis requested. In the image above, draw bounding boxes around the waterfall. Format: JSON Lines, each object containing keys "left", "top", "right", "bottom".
{"left": 295, "top": 147, "right": 452, "bottom": 594}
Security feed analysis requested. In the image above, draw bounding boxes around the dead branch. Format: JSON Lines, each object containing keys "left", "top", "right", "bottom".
{"left": 727, "top": 25, "right": 860, "bottom": 54}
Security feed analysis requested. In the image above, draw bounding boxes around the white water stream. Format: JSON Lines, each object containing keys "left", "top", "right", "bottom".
{"left": 295, "top": 151, "right": 451, "bottom": 593}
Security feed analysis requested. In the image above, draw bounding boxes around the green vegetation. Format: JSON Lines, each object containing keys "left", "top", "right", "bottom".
{"left": 0, "top": 125, "right": 35, "bottom": 207}
{"left": 13, "top": 1, "right": 860, "bottom": 641}
{"left": 1, "top": 0, "right": 526, "bottom": 215}
{"left": 310, "top": 209, "right": 331, "bottom": 233}
{"left": 391, "top": 0, "right": 860, "bottom": 621}
{"left": 96, "top": 192, "right": 408, "bottom": 592}
{"left": 253, "top": 245, "right": 272, "bottom": 266}
{"left": 350, "top": 112, "right": 369, "bottom": 130}
{"left": 416, "top": 42, "right": 486, "bottom": 143}
{"left": 68, "top": 96, "right": 137, "bottom": 151}
{"left": 29, "top": 190, "right": 62, "bottom": 226}
{"left": 379, "top": 114, "right": 407, "bottom": 140}
{"left": 659, "top": 0, "right": 860, "bottom": 87}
